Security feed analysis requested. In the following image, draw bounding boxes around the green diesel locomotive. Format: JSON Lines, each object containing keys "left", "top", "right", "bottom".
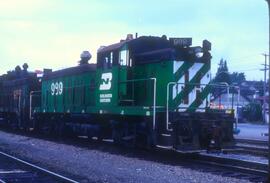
{"left": 2, "top": 35, "right": 235, "bottom": 151}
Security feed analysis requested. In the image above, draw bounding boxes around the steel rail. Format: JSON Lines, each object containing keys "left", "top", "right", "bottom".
{"left": 193, "top": 153, "right": 268, "bottom": 177}
{"left": 235, "top": 138, "right": 269, "bottom": 146}
{"left": 0, "top": 151, "right": 79, "bottom": 183}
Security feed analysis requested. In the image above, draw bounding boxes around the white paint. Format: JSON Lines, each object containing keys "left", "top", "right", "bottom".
{"left": 197, "top": 97, "right": 207, "bottom": 112}
{"left": 187, "top": 63, "right": 206, "bottom": 109}
{"left": 119, "top": 50, "right": 127, "bottom": 66}
{"left": 172, "top": 77, "right": 184, "bottom": 99}
{"left": 100, "top": 98, "right": 111, "bottom": 103}
{"left": 172, "top": 62, "right": 204, "bottom": 101}
{"left": 171, "top": 62, "right": 211, "bottom": 111}
{"left": 198, "top": 79, "right": 211, "bottom": 110}
{"left": 99, "top": 72, "right": 112, "bottom": 90}
{"left": 110, "top": 52, "right": 113, "bottom": 64}
{"left": 51, "top": 81, "right": 63, "bottom": 96}
{"left": 99, "top": 93, "right": 112, "bottom": 103}
{"left": 189, "top": 63, "right": 204, "bottom": 82}
{"left": 201, "top": 68, "right": 211, "bottom": 109}
{"left": 100, "top": 94, "right": 112, "bottom": 98}
{"left": 201, "top": 70, "right": 211, "bottom": 85}
{"left": 196, "top": 108, "right": 206, "bottom": 112}
{"left": 173, "top": 61, "right": 184, "bottom": 74}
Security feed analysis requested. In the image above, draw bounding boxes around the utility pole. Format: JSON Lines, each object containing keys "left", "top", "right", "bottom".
{"left": 261, "top": 53, "right": 269, "bottom": 124}
{"left": 265, "top": 0, "right": 270, "bottom": 180}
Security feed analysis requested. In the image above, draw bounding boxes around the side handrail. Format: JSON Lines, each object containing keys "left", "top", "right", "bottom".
{"left": 166, "top": 82, "right": 231, "bottom": 131}
{"left": 29, "top": 91, "right": 41, "bottom": 120}
{"left": 31, "top": 78, "right": 157, "bottom": 130}
{"left": 118, "top": 78, "right": 157, "bottom": 130}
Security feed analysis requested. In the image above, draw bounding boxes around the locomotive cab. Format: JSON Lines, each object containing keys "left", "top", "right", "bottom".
{"left": 96, "top": 35, "right": 234, "bottom": 150}
{"left": 97, "top": 40, "right": 133, "bottom": 107}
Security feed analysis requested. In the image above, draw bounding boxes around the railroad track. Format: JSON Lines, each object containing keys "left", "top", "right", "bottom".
{"left": 152, "top": 148, "right": 268, "bottom": 183}
{"left": 193, "top": 152, "right": 267, "bottom": 182}
{"left": 232, "top": 138, "right": 269, "bottom": 157}
{"left": 0, "top": 128, "right": 267, "bottom": 183}
{"left": 235, "top": 138, "right": 268, "bottom": 146}
{"left": 187, "top": 138, "right": 268, "bottom": 182}
{"left": 0, "top": 151, "right": 79, "bottom": 183}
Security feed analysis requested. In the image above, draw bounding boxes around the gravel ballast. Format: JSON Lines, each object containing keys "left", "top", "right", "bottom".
{"left": 0, "top": 130, "right": 258, "bottom": 183}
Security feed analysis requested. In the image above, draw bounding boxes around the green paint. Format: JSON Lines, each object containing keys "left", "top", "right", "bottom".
{"left": 173, "top": 63, "right": 210, "bottom": 108}
{"left": 41, "top": 71, "right": 96, "bottom": 113}
{"left": 187, "top": 84, "right": 212, "bottom": 112}
{"left": 174, "top": 62, "right": 193, "bottom": 81}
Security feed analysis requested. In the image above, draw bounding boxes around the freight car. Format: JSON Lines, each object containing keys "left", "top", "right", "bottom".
{"left": 0, "top": 64, "right": 40, "bottom": 129}
{"left": 0, "top": 35, "right": 235, "bottom": 151}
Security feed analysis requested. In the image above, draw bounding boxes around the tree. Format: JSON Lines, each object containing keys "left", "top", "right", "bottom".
{"left": 242, "top": 102, "right": 263, "bottom": 122}
{"left": 214, "top": 58, "right": 231, "bottom": 84}
{"left": 230, "top": 72, "right": 246, "bottom": 85}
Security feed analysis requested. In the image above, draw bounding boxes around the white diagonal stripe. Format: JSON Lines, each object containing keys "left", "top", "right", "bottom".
{"left": 173, "top": 61, "right": 184, "bottom": 74}
{"left": 189, "top": 63, "right": 204, "bottom": 81}
{"left": 195, "top": 80, "right": 211, "bottom": 112}
{"left": 172, "top": 76, "right": 184, "bottom": 99}
{"left": 201, "top": 70, "right": 211, "bottom": 85}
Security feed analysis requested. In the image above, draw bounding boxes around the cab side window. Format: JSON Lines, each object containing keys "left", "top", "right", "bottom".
{"left": 119, "top": 50, "right": 127, "bottom": 66}
{"left": 119, "top": 50, "right": 132, "bottom": 67}
{"left": 98, "top": 51, "right": 114, "bottom": 69}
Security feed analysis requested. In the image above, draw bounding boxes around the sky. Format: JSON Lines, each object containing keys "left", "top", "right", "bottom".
{"left": 0, "top": 0, "right": 268, "bottom": 80}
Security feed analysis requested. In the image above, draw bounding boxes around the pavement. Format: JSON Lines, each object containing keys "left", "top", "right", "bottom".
{"left": 234, "top": 123, "right": 268, "bottom": 141}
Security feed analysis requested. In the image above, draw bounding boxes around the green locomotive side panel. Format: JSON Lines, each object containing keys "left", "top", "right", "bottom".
{"left": 37, "top": 36, "right": 213, "bottom": 116}
{"left": 131, "top": 61, "right": 173, "bottom": 107}
{"left": 89, "top": 60, "right": 173, "bottom": 116}
{"left": 41, "top": 71, "right": 96, "bottom": 113}
{"left": 95, "top": 67, "right": 118, "bottom": 107}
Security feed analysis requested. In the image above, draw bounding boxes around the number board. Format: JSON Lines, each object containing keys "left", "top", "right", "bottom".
{"left": 169, "top": 38, "right": 192, "bottom": 47}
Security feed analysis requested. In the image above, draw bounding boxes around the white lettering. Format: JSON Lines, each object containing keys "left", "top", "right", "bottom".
{"left": 100, "top": 98, "right": 111, "bottom": 103}
{"left": 99, "top": 93, "right": 112, "bottom": 103}
{"left": 100, "top": 94, "right": 112, "bottom": 98}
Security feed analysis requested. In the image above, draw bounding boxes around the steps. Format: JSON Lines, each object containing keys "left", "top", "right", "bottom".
{"left": 157, "top": 133, "right": 173, "bottom": 147}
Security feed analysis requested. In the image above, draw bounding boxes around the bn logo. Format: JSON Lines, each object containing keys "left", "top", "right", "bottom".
{"left": 100, "top": 73, "right": 112, "bottom": 90}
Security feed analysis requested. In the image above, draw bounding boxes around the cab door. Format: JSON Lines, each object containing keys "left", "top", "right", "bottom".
{"left": 97, "top": 52, "right": 116, "bottom": 107}
{"left": 118, "top": 47, "right": 133, "bottom": 105}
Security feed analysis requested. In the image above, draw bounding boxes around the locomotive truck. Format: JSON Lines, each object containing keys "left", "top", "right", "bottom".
{"left": 0, "top": 35, "right": 234, "bottom": 151}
